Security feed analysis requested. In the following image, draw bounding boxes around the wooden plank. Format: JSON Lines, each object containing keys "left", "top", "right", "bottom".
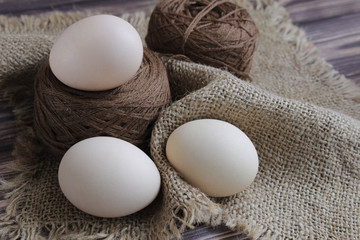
{"left": 0, "top": 108, "right": 16, "bottom": 155}
{"left": 328, "top": 55, "right": 360, "bottom": 83}
{"left": 298, "top": 12, "right": 360, "bottom": 84}
{"left": 180, "top": 225, "right": 249, "bottom": 240}
{"left": 0, "top": 0, "right": 159, "bottom": 15}
{"left": 280, "top": 0, "right": 360, "bottom": 23}
{"left": 0, "top": 0, "right": 359, "bottom": 239}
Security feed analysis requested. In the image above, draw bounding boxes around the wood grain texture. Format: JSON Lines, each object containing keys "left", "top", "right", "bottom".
{"left": 0, "top": 0, "right": 359, "bottom": 239}
{"left": 280, "top": 0, "right": 360, "bottom": 22}
{"left": 298, "top": 13, "right": 360, "bottom": 83}
{"left": 0, "top": 0, "right": 158, "bottom": 15}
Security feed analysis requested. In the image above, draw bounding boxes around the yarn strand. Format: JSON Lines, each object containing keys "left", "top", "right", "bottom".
{"left": 182, "top": 0, "right": 229, "bottom": 53}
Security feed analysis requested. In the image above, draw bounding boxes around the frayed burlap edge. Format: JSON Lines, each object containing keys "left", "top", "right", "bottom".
{"left": 1, "top": 0, "right": 359, "bottom": 102}
{"left": 1, "top": 0, "right": 359, "bottom": 240}
{"left": 156, "top": 1, "right": 360, "bottom": 239}
{"left": 249, "top": 0, "right": 360, "bottom": 103}
{"left": 0, "top": 7, "right": 223, "bottom": 240}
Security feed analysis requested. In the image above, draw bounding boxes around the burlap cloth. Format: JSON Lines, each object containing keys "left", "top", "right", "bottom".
{"left": 1, "top": 0, "right": 359, "bottom": 239}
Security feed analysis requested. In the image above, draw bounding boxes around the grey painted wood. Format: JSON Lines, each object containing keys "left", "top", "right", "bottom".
{"left": 0, "top": 0, "right": 359, "bottom": 239}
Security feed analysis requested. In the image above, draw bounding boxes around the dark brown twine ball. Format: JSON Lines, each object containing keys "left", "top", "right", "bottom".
{"left": 146, "top": 0, "right": 259, "bottom": 80}
{"left": 33, "top": 47, "right": 171, "bottom": 157}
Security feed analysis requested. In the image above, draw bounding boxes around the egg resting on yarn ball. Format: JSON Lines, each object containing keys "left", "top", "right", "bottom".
{"left": 145, "top": 0, "right": 259, "bottom": 80}
{"left": 33, "top": 47, "right": 171, "bottom": 157}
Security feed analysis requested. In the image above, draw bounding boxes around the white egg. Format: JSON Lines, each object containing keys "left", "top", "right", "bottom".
{"left": 49, "top": 15, "right": 143, "bottom": 91}
{"left": 58, "top": 136, "right": 160, "bottom": 218}
{"left": 166, "top": 119, "right": 258, "bottom": 197}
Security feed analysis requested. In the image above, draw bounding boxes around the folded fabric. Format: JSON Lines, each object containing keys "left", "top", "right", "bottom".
{"left": 0, "top": 1, "right": 359, "bottom": 239}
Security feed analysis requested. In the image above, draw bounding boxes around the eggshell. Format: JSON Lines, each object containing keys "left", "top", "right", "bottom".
{"left": 49, "top": 15, "right": 143, "bottom": 91}
{"left": 58, "top": 136, "right": 160, "bottom": 218}
{"left": 166, "top": 119, "right": 258, "bottom": 197}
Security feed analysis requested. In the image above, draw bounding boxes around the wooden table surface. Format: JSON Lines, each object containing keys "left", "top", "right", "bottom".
{"left": 1, "top": 0, "right": 359, "bottom": 239}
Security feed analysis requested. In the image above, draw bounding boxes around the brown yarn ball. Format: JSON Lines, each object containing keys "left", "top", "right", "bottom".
{"left": 33, "top": 47, "right": 171, "bottom": 157}
{"left": 146, "top": 0, "right": 259, "bottom": 80}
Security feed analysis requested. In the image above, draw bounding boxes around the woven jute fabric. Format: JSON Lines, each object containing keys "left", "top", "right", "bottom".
{"left": 1, "top": 0, "right": 359, "bottom": 239}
